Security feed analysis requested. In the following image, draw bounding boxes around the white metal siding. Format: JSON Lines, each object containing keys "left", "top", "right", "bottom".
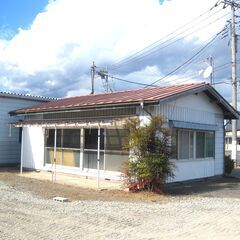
{"left": 150, "top": 93, "right": 225, "bottom": 182}
{"left": 22, "top": 126, "right": 44, "bottom": 169}
{"left": 214, "top": 116, "right": 224, "bottom": 175}
{"left": 168, "top": 159, "right": 215, "bottom": 182}
{"left": 0, "top": 97, "right": 46, "bottom": 165}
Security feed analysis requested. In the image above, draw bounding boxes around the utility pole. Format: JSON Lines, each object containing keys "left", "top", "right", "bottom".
{"left": 105, "top": 70, "right": 109, "bottom": 93}
{"left": 231, "top": 2, "right": 238, "bottom": 165}
{"left": 220, "top": 0, "right": 239, "bottom": 164}
{"left": 209, "top": 56, "right": 214, "bottom": 85}
{"left": 90, "top": 61, "right": 96, "bottom": 94}
{"left": 206, "top": 56, "right": 214, "bottom": 85}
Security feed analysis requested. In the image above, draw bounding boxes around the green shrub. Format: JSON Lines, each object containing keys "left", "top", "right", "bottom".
{"left": 224, "top": 155, "right": 234, "bottom": 174}
{"left": 123, "top": 116, "right": 175, "bottom": 193}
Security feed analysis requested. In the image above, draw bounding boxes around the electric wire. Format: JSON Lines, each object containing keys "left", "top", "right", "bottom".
{"left": 109, "top": 12, "right": 230, "bottom": 71}
{"left": 102, "top": 28, "right": 226, "bottom": 89}
{"left": 108, "top": 6, "right": 226, "bottom": 70}
{"left": 108, "top": 2, "right": 221, "bottom": 69}
{"left": 144, "top": 32, "right": 221, "bottom": 87}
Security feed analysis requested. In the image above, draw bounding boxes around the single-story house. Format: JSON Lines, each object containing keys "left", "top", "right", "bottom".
{"left": 0, "top": 91, "right": 52, "bottom": 166}
{"left": 9, "top": 83, "right": 239, "bottom": 182}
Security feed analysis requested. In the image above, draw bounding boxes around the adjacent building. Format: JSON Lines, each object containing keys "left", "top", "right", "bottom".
{"left": 225, "top": 120, "right": 240, "bottom": 165}
{"left": 0, "top": 92, "right": 52, "bottom": 166}
{"left": 10, "top": 83, "right": 238, "bottom": 182}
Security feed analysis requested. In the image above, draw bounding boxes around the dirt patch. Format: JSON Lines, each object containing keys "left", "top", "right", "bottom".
{"left": 0, "top": 169, "right": 167, "bottom": 202}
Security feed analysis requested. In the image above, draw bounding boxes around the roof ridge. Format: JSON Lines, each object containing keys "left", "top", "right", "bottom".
{"left": 62, "top": 82, "right": 207, "bottom": 100}
{"left": 11, "top": 82, "right": 209, "bottom": 115}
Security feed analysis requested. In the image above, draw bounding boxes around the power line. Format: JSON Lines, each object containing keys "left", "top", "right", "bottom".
{"left": 109, "top": 12, "right": 230, "bottom": 71}
{"left": 110, "top": 76, "right": 158, "bottom": 87}
{"left": 108, "top": 3, "right": 220, "bottom": 69}
{"left": 108, "top": 5, "right": 225, "bottom": 70}
{"left": 144, "top": 32, "right": 221, "bottom": 87}
{"left": 98, "top": 27, "right": 226, "bottom": 89}
{"left": 101, "top": 35, "right": 221, "bottom": 89}
{"left": 94, "top": 3, "right": 234, "bottom": 91}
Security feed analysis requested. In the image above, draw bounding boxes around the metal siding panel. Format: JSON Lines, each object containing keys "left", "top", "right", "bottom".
{"left": 0, "top": 97, "right": 47, "bottom": 164}
{"left": 22, "top": 126, "right": 44, "bottom": 169}
{"left": 168, "top": 159, "right": 215, "bottom": 182}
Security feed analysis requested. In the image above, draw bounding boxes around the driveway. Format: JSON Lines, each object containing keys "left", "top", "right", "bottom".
{"left": 0, "top": 169, "right": 240, "bottom": 239}
{"left": 165, "top": 176, "right": 240, "bottom": 198}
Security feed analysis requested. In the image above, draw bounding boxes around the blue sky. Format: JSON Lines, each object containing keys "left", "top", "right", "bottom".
{"left": 0, "top": 0, "right": 236, "bottom": 105}
{"left": 0, "top": 0, "right": 48, "bottom": 39}
{"left": 159, "top": 0, "right": 171, "bottom": 5}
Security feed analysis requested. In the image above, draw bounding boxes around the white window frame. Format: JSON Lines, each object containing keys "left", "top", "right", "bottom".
{"left": 177, "top": 129, "right": 215, "bottom": 161}
{"left": 177, "top": 130, "right": 194, "bottom": 160}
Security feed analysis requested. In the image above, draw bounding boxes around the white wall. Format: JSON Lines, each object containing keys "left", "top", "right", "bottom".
{"left": 0, "top": 97, "right": 47, "bottom": 165}
{"left": 168, "top": 159, "right": 215, "bottom": 182}
{"left": 140, "top": 92, "right": 224, "bottom": 182}
{"left": 22, "top": 126, "right": 45, "bottom": 169}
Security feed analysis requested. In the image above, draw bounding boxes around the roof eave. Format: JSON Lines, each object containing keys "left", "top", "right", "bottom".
{"left": 204, "top": 86, "right": 239, "bottom": 119}
{"left": 10, "top": 100, "right": 159, "bottom": 116}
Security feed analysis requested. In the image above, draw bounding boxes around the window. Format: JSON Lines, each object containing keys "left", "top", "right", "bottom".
{"left": 205, "top": 132, "right": 215, "bottom": 157}
{"left": 178, "top": 131, "right": 194, "bottom": 159}
{"left": 46, "top": 129, "right": 63, "bottom": 148}
{"left": 84, "top": 129, "right": 104, "bottom": 150}
{"left": 196, "top": 132, "right": 205, "bottom": 158}
{"left": 62, "top": 129, "right": 80, "bottom": 148}
{"left": 46, "top": 129, "right": 54, "bottom": 147}
{"left": 105, "top": 129, "right": 128, "bottom": 151}
{"left": 19, "top": 127, "right": 22, "bottom": 143}
{"left": 45, "top": 128, "right": 81, "bottom": 167}
{"left": 225, "top": 137, "right": 232, "bottom": 145}
{"left": 177, "top": 129, "right": 215, "bottom": 160}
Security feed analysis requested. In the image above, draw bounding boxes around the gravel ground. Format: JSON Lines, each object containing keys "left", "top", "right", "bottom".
{"left": 1, "top": 180, "right": 240, "bottom": 240}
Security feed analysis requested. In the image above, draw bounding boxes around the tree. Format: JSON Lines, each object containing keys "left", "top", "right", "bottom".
{"left": 123, "top": 115, "right": 175, "bottom": 193}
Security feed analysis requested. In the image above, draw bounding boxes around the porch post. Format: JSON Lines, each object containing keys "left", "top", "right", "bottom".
{"left": 79, "top": 128, "right": 84, "bottom": 170}
{"left": 104, "top": 128, "right": 106, "bottom": 171}
{"left": 97, "top": 125, "right": 100, "bottom": 189}
{"left": 53, "top": 126, "right": 57, "bottom": 182}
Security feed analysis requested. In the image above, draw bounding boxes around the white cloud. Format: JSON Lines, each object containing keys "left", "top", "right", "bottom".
{"left": 0, "top": 0, "right": 232, "bottom": 98}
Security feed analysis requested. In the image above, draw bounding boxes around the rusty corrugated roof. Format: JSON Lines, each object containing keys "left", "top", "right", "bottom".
{"left": 12, "top": 83, "right": 208, "bottom": 114}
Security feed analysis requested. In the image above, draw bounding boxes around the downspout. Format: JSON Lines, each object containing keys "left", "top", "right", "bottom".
{"left": 53, "top": 126, "right": 57, "bottom": 182}
{"left": 140, "top": 101, "right": 152, "bottom": 117}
